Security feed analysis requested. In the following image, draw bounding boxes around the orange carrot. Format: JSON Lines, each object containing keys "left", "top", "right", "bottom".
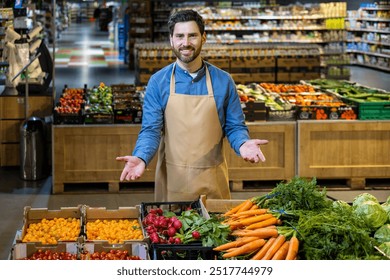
{"left": 285, "top": 235, "right": 299, "bottom": 260}
{"left": 229, "top": 213, "right": 275, "bottom": 228}
{"left": 231, "top": 228, "right": 279, "bottom": 239}
{"left": 245, "top": 217, "right": 279, "bottom": 230}
{"left": 224, "top": 199, "right": 252, "bottom": 216}
{"left": 222, "top": 239, "right": 266, "bottom": 258}
{"left": 213, "top": 236, "right": 258, "bottom": 251}
{"left": 250, "top": 237, "right": 276, "bottom": 260}
{"left": 261, "top": 234, "right": 286, "bottom": 260}
{"left": 235, "top": 199, "right": 254, "bottom": 214}
{"left": 249, "top": 204, "right": 259, "bottom": 210}
{"left": 271, "top": 240, "right": 290, "bottom": 260}
{"left": 232, "top": 209, "right": 268, "bottom": 218}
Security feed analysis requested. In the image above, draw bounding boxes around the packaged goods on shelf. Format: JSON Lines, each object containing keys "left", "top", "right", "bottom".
{"left": 134, "top": 43, "right": 321, "bottom": 85}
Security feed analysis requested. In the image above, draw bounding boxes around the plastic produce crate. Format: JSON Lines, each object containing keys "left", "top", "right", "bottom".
{"left": 149, "top": 243, "right": 218, "bottom": 260}
{"left": 346, "top": 99, "right": 390, "bottom": 120}
{"left": 140, "top": 200, "right": 218, "bottom": 260}
{"left": 266, "top": 107, "right": 296, "bottom": 121}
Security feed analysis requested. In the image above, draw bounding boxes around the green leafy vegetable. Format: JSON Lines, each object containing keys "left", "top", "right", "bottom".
{"left": 353, "top": 200, "right": 388, "bottom": 230}
{"left": 374, "top": 224, "right": 390, "bottom": 243}
{"left": 296, "top": 208, "right": 376, "bottom": 260}
{"left": 377, "top": 242, "right": 390, "bottom": 259}
{"left": 176, "top": 210, "right": 231, "bottom": 247}
{"left": 352, "top": 192, "right": 379, "bottom": 207}
{"left": 254, "top": 177, "right": 332, "bottom": 212}
{"left": 382, "top": 202, "right": 390, "bottom": 222}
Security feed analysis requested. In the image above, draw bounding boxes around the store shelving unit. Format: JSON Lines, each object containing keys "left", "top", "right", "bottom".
{"left": 0, "top": 8, "right": 13, "bottom": 86}
{"left": 150, "top": 1, "right": 349, "bottom": 80}
{"left": 345, "top": 3, "right": 390, "bottom": 72}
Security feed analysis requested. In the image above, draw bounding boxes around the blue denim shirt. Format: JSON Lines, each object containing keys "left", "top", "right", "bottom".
{"left": 132, "top": 61, "right": 250, "bottom": 165}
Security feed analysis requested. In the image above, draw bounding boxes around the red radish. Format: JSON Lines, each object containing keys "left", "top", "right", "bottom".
{"left": 192, "top": 231, "right": 201, "bottom": 239}
{"left": 149, "top": 232, "right": 160, "bottom": 243}
{"left": 174, "top": 237, "right": 182, "bottom": 244}
{"left": 167, "top": 227, "right": 176, "bottom": 237}
{"left": 173, "top": 220, "right": 182, "bottom": 230}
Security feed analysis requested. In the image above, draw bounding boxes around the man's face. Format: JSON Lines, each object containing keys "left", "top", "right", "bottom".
{"left": 170, "top": 21, "right": 205, "bottom": 64}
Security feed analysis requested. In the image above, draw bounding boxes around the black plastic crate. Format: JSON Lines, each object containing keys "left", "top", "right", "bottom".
{"left": 140, "top": 200, "right": 219, "bottom": 260}
{"left": 53, "top": 109, "right": 84, "bottom": 124}
{"left": 150, "top": 243, "right": 218, "bottom": 260}
{"left": 140, "top": 200, "right": 202, "bottom": 221}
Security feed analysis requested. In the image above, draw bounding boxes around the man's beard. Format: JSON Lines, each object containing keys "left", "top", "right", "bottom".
{"left": 172, "top": 46, "right": 201, "bottom": 63}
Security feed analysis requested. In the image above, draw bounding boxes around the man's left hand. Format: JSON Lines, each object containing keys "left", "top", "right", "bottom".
{"left": 239, "top": 139, "right": 269, "bottom": 163}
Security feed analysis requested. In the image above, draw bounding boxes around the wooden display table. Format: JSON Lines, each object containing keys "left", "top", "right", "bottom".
{"left": 52, "top": 121, "right": 390, "bottom": 193}
{"left": 52, "top": 122, "right": 296, "bottom": 193}
{"left": 298, "top": 120, "right": 390, "bottom": 189}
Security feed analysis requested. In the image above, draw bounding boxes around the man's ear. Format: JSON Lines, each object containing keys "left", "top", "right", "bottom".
{"left": 202, "top": 33, "right": 206, "bottom": 44}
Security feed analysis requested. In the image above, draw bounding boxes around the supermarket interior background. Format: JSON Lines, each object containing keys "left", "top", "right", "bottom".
{"left": 0, "top": 0, "right": 390, "bottom": 260}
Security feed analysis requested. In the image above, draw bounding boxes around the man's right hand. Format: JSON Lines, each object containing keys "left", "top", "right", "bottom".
{"left": 116, "top": 156, "right": 146, "bottom": 181}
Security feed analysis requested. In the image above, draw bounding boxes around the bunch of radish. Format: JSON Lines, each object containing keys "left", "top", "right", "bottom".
{"left": 142, "top": 208, "right": 183, "bottom": 244}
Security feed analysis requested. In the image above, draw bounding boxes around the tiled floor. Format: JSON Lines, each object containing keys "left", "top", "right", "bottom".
{"left": 0, "top": 21, "right": 389, "bottom": 260}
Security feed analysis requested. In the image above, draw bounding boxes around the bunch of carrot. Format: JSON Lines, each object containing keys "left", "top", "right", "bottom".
{"left": 213, "top": 198, "right": 300, "bottom": 260}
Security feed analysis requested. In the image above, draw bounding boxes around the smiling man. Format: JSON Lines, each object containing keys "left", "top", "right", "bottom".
{"left": 116, "top": 9, "right": 268, "bottom": 202}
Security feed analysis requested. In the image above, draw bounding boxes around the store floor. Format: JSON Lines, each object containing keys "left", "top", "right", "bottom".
{"left": 0, "top": 21, "right": 389, "bottom": 260}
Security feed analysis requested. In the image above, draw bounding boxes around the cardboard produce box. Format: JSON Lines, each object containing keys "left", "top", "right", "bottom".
{"left": 11, "top": 242, "right": 79, "bottom": 260}
{"left": 19, "top": 206, "right": 83, "bottom": 244}
{"left": 81, "top": 240, "right": 150, "bottom": 260}
{"left": 84, "top": 206, "right": 146, "bottom": 243}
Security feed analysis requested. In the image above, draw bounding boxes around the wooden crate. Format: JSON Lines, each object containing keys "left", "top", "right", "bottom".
{"left": 200, "top": 195, "right": 245, "bottom": 213}
{"left": 52, "top": 125, "right": 158, "bottom": 193}
{"left": 245, "top": 57, "right": 275, "bottom": 68}
{"left": 298, "top": 120, "right": 390, "bottom": 189}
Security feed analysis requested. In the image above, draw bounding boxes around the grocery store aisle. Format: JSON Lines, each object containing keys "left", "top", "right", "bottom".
{"left": 0, "top": 21, "right": 389, "bottom": 260}
{"left": 53, "top": 21, "right": 135, "bottom": 95}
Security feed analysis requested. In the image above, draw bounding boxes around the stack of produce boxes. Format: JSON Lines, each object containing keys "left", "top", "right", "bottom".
{"left": 82, "top": 205, "right": 149, "bottom": 260}
{"left": 53, "top": 85, "right": 87, "bottom": 124}
{"left": 304, "top": 79, "right": 390, "bottom": 120}
{"left": 84, "top": 82, "right": 114, "bottom": 124}
{"left": 112, "top": 84, "right": 144, "bottom": 124}
{"left": 259, "top": 82, "right": 358, "bottom": 120}
{"left": 11, "top": 205, "right": 149, "bottom": 260}
{"left": 236, "top": 83, "right": 294, "bottom": 121}
{"left": 11, "top": 206, "right": 83, "bottom": 260}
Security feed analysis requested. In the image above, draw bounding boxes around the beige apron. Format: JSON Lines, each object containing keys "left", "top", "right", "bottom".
{"left": 154, "top": 64, "right": 230, "bottom": 202}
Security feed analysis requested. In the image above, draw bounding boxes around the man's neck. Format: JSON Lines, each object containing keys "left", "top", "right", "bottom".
{"left": 176, "top": 57, "right": 203, "bottom": 73}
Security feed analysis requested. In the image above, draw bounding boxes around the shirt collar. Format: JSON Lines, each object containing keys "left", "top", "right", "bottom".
{"left": 175, "top": 61, "right": 206, "bottom": 82}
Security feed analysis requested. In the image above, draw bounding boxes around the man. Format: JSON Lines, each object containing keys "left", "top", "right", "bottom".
{"left": 116, "top": 10, "right": 268, "bottom": 201}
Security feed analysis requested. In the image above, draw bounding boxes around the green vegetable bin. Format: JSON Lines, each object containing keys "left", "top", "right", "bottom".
{"left": 345, "top": 99, "right": 390, "bottom": 120}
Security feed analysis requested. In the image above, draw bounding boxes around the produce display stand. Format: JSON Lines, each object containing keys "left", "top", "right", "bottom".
{"left": 52, "top": 120, "right": 390, "bottom": 193}
{"left": 298, "top": 120, "right": 390, "bottom": 189}
{"left": 52, "top": 122, "right": 295, "bottom": 193}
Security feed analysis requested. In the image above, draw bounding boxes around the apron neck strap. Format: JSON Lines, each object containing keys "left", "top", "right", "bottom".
{"left": 170, "top": 63, "right": 213, "bottom": 96}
